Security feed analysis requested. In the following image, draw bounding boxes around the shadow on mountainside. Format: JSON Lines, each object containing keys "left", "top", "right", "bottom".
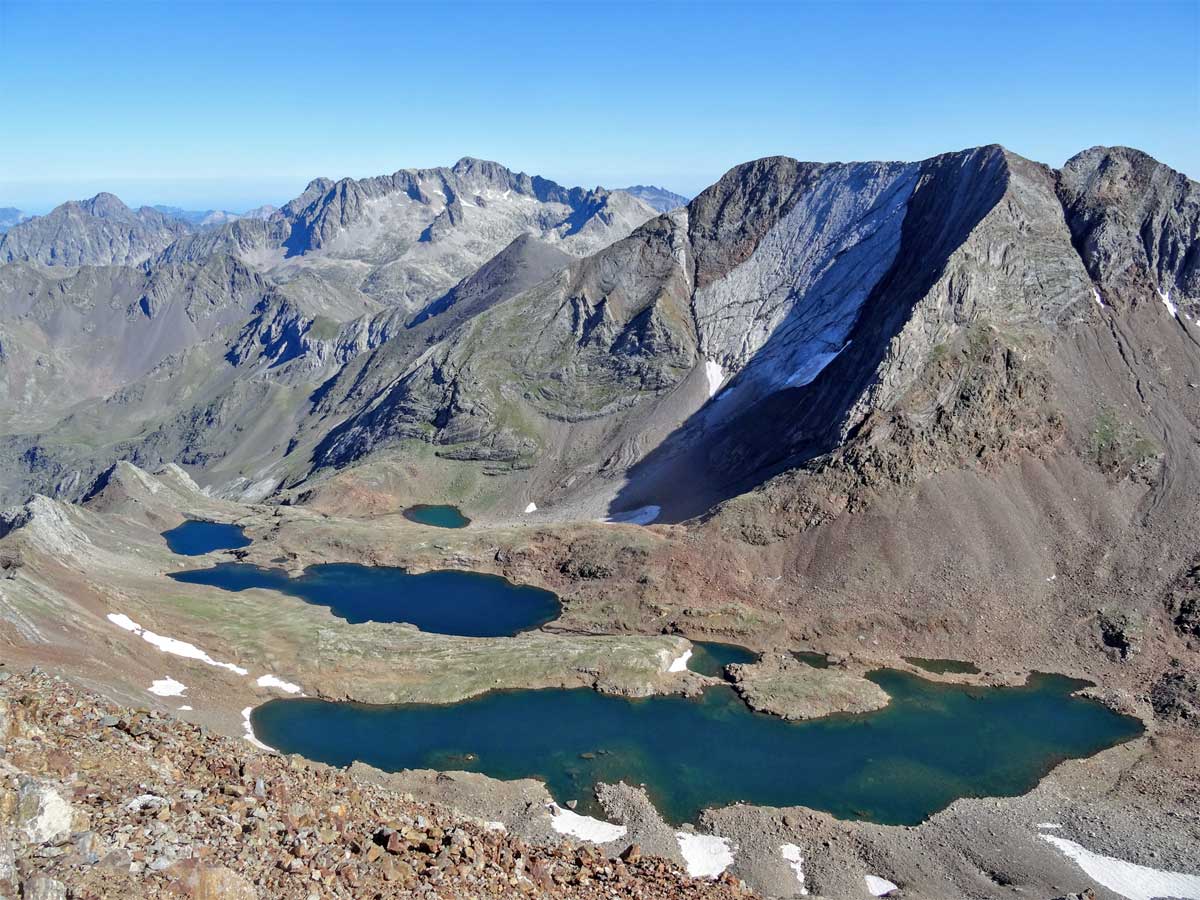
{"left": 607, "top": 148, "right": 1011, "bottom": 524}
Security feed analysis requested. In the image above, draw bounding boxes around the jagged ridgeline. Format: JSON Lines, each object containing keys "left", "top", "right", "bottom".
{"left": 0, "top": 148, "right": 1196, "bottom": 532}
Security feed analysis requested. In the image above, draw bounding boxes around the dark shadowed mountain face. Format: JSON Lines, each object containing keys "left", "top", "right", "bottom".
{"left": 619, "top": 185, "right": 690, "bottom": 212}
{"left": 0, "top": 148, "right": 1196, "bottom": 549}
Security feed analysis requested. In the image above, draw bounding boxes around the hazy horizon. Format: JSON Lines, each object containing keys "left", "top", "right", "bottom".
{"left": 3, "top": 0, "right": 1198, "bottom": 214}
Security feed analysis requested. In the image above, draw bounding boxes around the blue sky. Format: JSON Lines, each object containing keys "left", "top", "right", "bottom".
{"left": 1, "top": 0, "right": 1197, "bottom": 212}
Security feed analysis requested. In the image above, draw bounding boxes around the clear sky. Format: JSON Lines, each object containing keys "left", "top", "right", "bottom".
{"left": 1, "top": 0, "right": 1197, "bottom": 213}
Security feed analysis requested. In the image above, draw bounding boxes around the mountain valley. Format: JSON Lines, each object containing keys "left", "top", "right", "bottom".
{"left": 0, "top": 146, "right": 1197, "bottom": 900}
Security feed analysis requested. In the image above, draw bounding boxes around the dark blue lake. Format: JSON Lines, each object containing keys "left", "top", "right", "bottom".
{"left": 403, "top": 505, "right": 471, "bottom": 529}
{"left": 162, "top": 520, "right": 251, "bottom": 556}
{"left": 169, "top": 563, "right": 560, "bottom": 636}
{"left": 252, "top": 670, "right": 1142, "bottom": 826}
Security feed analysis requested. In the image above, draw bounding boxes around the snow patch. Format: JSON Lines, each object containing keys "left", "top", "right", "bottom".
{"left": 242, "top": 706, "right": 275, "bottom": 752}
{"left": 107, "top": 613, "right": 141, "bottom": 633}
{"left": 1036, "top": 823, "right": 1062, "bottom": 830}
{"left": 524, "top": 502, "right": 538, "bottom": 514}
{"left": 546, "top": 803, "right": 626, "bottom": 843}
{"left": 605, "top": 505, "right": 660, "bottom": 526}
{"left": 675, "top": 831, "right": 734, "bottom": 879}
{"left": 106, "top": 611, "right": 248, "bottom": 676}
{"left": 865, "top": 875, "right": 900, "bottom": 896}
{"left": 148, "top": 677, "right": 187, "bottom": 697}
{"left": 668, "top": 649, "right": 693, "bottom": 673}
{"left": 704, "top": 359, "right": 725, "bottom": 397}
{"left": 256, "top": 674, "right": 302, "bottom": 694}
{"left": 1039, "top": 834, "right": 1200, "bottom": 900}
{"left": 178, "top": 705, "right": 192, "bottom": 711}
{"left": 1093, "top": 288, "right": 1106, "bottom": 308}
{"left": 1158, "top": 288, "right": 1179, "bottom": 318}
{"left": 780, "top": 843, "right": 808, "bottom": 894}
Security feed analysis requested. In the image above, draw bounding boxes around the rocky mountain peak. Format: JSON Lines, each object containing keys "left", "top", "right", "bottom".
{"left": 78, "top": 191, "right": 132, "bottom": 217}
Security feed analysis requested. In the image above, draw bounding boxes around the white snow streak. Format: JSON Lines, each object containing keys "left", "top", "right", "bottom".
{"left": 178, "top": 705, "right": 192, "bottom": 711}
{"left": 1159, "top": 288, "right": 1179, "bottom": 318}
{"left": 524, "top": 502, "right": 538, "bottom": 514}
{"left": 780, "top": 843, "right": 808, "bottom": 894}
{"left": 865, "top": 875, "right": 900, "bottom": 896}
{"left": 1093, "top": 289, "right": 1106, "bottom": 308}
{"left": 256, "top": 674, "right": 302, "bottom": 694}
{"left": 241, "top": 706, "right": 275, "bottom": 752}
{"left": 546, "top": 804, "right": 626, "bottom": 843}
{"left": 1039, "top": 834, "right": 1200, "bottom": 900}
{"left": 106, "top": 612, "right": 248, "bottom": 676}
{"left": 704, "top": 359, "right": 725, "bottom": 397}
{"left": 148, "top": 677, "right": 187, "bottom": 697}
{"left": 675, "top": 832, "right": 734, "bottom": 879}
{"left": 668, "top": 649, "right": 693, "bottom": 673}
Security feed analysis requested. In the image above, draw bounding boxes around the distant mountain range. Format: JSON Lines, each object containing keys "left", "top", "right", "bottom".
{"left": 619, "top": 185, "right": 690, "bottom": 212}
{"left": 0, "top": 207, "right": 31, "bottom": 234}
{"left": 152, "top": 204, "right": 280, "bottom": 227}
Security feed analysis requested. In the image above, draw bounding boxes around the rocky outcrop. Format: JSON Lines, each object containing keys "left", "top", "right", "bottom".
{"left": 727, "top": 655, "right": 890, "bottom": 720}
{"left": 1059, "top": 146, "right": 1200, "bottom": 316}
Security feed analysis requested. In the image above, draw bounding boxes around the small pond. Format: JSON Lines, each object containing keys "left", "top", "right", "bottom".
{"left": 904, "top": 657, "right": 981, "bottom": 675}
{"left": 169, "top": 563, "right": 559, "bottom": 637}
{"left": 162, "top": 520, "right": 251, "bottom": 556}
{"left": 252, "top": 670, "right": 1142, "bottom": 826}
{"left": 403, "top": 505, "right": 471, "bottom": 529}
{"left": 792, "top": 650, "right": 831, "bottom": 669}
{"left": 688, "top": 641, "right": 759, "bottom": 678}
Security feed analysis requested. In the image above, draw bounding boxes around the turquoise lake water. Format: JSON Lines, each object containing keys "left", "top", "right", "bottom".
{"left": 252, "top": 670, "right": 1142, "bottom": 825}
{"left": 403, "top": 505, "right": 471, "bottom": 528}
{"left": 169, "top": 562, "right": 560, "bottom": 636}
{"left": 162, "top": 520, "right": 251, "bottom": 556}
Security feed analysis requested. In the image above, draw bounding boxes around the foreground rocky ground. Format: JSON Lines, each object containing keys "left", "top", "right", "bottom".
{"left": 0, "top": 668, "right": 749, "bottom": 900}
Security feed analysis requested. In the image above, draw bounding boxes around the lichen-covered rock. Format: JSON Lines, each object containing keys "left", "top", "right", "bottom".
{"left": 14, "top": 779, "right": 72, "bottom": 846}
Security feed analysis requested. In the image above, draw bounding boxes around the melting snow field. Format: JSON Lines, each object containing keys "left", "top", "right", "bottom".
{"left": 668, "top": 649, "right": 693, "bottom": 673}
{"left": 147, "top": 677, "right": 186, "bottom": 697}
{"left": 704, "top": 359, "right": 725, "bottom": 397}
{"left": 242, "top": 706, "right": 275, "bottom": 752}
{"left": 780, "top": 843, "right": 808, "bottom": 894}
{"left": 1039, "top": 833, "right": 1200, "bottom": 900}
{"left": 546, "top": 804, "right": 627, "bottom": 843}
{"left": 865, "top": 874, "right": 900, "bottom": 896}
{"left": 107, "top": 612, "right": 248, "bottom": 675}
{"left": 1159, "top": 288, "right": 1179, "bottom": 318}
{"left": 256, "top": 674, "right": 302, "bottom": 694}
{"left": 675, "top": 832, "right": 734, "bottom": 879}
